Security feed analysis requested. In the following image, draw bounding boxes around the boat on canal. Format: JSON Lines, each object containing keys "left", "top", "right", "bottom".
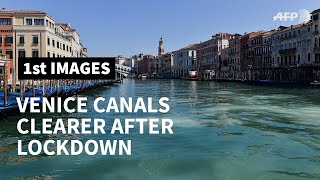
{"left": 310, "top": 80, "right": 320, "bottom": 88}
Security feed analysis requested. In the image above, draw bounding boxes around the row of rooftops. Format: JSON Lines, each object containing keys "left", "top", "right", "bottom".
{"left": 142, "top": 8, "right": 320, "bottom": 57}
{"left": 0, "top": 8, "right": 83, "bottom": 46}
{"left": 175, "top": 20, "right": 313, "bottom": 52}
{"left": 0, "top": 8, "right": 73, "bottom": 31}
{"left": 0, "top": 8, "right": 46, "bottom": 14}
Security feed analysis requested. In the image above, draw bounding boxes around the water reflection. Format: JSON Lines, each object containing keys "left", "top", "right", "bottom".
{"left": 0, "top": 79, "right": 319, "bottom": 179}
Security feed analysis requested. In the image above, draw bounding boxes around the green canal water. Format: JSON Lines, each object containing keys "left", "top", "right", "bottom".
{"left": 0, "top": 79, "right": 320, "bottom": 180}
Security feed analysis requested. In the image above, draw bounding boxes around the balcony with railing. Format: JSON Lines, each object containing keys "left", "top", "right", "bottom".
{"left": 279, "top": 48, "right": 297, "bottom": 54}
{"left": 279, "top": 35, "right": 297, "bottom": 41}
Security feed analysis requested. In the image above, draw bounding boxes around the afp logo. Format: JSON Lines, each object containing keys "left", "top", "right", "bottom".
{"left": 273, "top": 9, "right": 311, "bottom": 23}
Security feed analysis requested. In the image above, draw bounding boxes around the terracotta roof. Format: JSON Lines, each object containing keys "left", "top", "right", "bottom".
{"left": 178, "top": 43, "right": 198, "bottom": 51}
{"left": 248, "top": 31, "right": 264, "bottom": 38}
{"left": 56, "top": 23, "right": 76, "bottom": 32}
{"left": 274, "top": 22, "right": 311, "bottom": 34}
{"left": 262, "top": 30, "right": 277, "bottom": 36}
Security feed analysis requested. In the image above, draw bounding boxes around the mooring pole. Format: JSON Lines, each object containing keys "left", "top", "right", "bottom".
{"left": 20, "top": 80, "right": 24, "bottom": 99}
{"left": 3, "top": 63, "right": 8, "bottom": 107}
{"left": 32, "top": 79, "right": 35, "bottom": 97}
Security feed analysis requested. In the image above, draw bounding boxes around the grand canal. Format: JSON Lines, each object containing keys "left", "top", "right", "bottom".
{"left": 0, "top": 79, "right": 320, "bottom": 180}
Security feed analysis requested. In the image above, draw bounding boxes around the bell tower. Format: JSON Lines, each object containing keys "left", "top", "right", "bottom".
{"left": 158, "top": 36, "right": 164, "bottom": 55}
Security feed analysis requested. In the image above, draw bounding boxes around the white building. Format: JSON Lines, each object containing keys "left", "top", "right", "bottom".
{"left": 173, "top": 44, "right": 197, "bottom": 78}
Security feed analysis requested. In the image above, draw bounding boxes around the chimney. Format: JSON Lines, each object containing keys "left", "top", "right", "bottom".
{"left": 1, "top": 8, "right": 6, "bottom": 12}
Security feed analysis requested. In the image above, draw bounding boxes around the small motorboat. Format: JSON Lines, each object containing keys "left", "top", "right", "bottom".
{"left": 310, "top": 80, "right": 320, "bottom": 88}
{"left": 141, "top": 74, "right": 147, "bottom": 79}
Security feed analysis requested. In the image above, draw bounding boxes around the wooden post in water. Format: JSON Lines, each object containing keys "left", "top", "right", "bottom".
{"left": 64, "top": 80, "right": 67, "bottom": 94}
{"left": 20, "top": 80, "right": 24, "bottom": 99}
{"left": 56, "top": 80, "right": 59, "bottom": 95}
{"left": 32, "top": 79, "right": 35, "bottom": 97}
{"left": 3, "top": 63, "right": 8, "bottom": 107}
{"left": 50, "top": 80, "right": 53, "bottom": 94}
{"left": 37, "top": 80, "right": 40, "bottom": 90}
{"left": 42, "top": 80, "right": 45, "bottom": 96}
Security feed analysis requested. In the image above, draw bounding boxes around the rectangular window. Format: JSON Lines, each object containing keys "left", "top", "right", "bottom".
{"left": 5, "top": 36, "right": 13, "bottom": 45}
{"left": 47, "top": 37, "right": 50, "bottom": 45}
{"left": 0, "top": 18, "right": 12, "bottom": 25}
{"left": 57, "top": 42, "right": 59, "bottom": 48}
{"left": 34, "top": 19, "right": 44, "bottom": 25}
{"left": 6, "top": 49, "right": 12, "bottom": 59}
{"left": 0, "top": 35, "right": 2, "bottom": 45}
{"left": 53, "top": 53, "right": 55, "bottom": 58}
{"left": 52, "top": 39, "right": 55, "bottom": 47}
{"left": 63, "top": 44, "right": 65, "bottom": 50}
{"left": 26, "top": 18, "right": 33, "bottom": 25}
{"left": 32, "top": 50, "right": 39, "bottom": 58}
{"left": 19, "top": 36, "right": 25, "bottom": 44}
{"left": 33, "top": 36, "right": 39, "bottom": 44}
{"left": 18, "top": 50, "right": 26, "bottom": 58}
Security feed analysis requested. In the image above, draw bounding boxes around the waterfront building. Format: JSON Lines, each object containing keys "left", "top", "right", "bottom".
{"left": 240, "top": 32, "right": 262, "bottom": 80}
{"left": 130, "top": 53, "right": 143, "bottom": 74}
{"left": 311, "top": 8, "right": 320, "bottom": 80}
{"left": 196, "top": 38, "right": 215, "bottom": 79}
{"left": 172, "top": 44, "right": 197, "bottom": 78}
{"left": 0, "top": 8, "right": 14, "bottom": 82}
{"left": 271, "top": 23, "right": 312, "bottom": 82}
{"left": 0, "top": 53, "right": 10, "bottom": 79}
{"left": 148, "top": 56, "right": 161, "bottom": 77}
{"left": 159, "top": 52, "right": 174, "bottom": 78}
{"left": 138, "top": 54, "right": 154, "bottom": 75}
{"left": 261, "top": 30, "right": 276, "bottom": 80}
{"left": 196, "top": 33, "right": 232, "bottom": 80}
{"left": 149, "top": 52, "right": 173, "bottom": 78}
{"left": 248, "top": 31, "right": 264, "bottom": 80}
{"left": 0, "top": 8, "right": 86, "bottom": 89}
{"left": 220, "top": 46, "right": 230, "bottom": 79}
{"left": 227, "top": 34, "right": 242, "bottom": 80}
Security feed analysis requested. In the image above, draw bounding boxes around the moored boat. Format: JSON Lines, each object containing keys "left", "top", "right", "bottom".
{"left": 310, "top": 80, "right": 320, "bottom": 88}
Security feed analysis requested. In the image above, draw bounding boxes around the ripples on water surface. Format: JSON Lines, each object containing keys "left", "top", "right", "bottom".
{"left": 0, "top": 79, "right": 320, "bottom": 180}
